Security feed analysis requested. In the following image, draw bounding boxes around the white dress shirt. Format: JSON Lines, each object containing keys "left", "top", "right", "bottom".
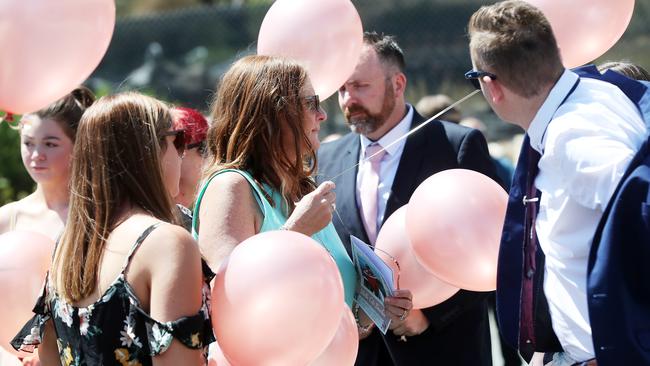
{"left": 528, "top": 69, "right": 647, "bottom": 361}
{"left": 356, "top": 105, "right": 414, "bottom": 233}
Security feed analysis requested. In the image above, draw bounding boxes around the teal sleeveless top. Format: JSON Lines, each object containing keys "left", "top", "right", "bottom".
{"left": 192, "top": 169, "right": 357, "bottom": 307}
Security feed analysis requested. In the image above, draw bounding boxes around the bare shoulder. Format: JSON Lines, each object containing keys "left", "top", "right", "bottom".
{"left": 138, "top": 222, "right": 201, "bottom": 270}
{"left": 204, "top": 170, "right": 253, "bottom": 199}
{"left": 0, "top": 201, "right": 19, "bottom": 234}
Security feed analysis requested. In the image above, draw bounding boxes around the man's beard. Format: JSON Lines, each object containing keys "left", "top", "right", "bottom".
{"left": 343, "top": 82, "right": 395, "bottom": 136}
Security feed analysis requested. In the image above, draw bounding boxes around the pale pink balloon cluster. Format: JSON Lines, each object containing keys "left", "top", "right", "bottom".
{"left": 257, "top": 0, "right": 363, "bottom": 101}
{"left": 525, "top": 0, "right": 635, "bottom": 68}
{"left": 375, "top": 206, "right": 459, "bottom": 309}
{"left": 210, "top": 231, "right": 358, "bottom": 365}
{"left": 375, "top": 169, "right": 508, "bottom": 305}
{"left": 0, "top": 231, "right": 55, "bottom": 357}
{"left": 0, "top": 0, "right": 115, "bottom": 114}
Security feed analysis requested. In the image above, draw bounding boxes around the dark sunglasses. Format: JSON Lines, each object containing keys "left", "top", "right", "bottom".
{"left": 160, "top": 129, "right": 185, "bottom": 156}
{"left": 187, "top": 140, "right": 207, "bottom": 157}
{"left": 304, "top": 95, "right": 321, "bottom": 113}
{"left": 464, "top": 69, "right": 497, "bottom": 90}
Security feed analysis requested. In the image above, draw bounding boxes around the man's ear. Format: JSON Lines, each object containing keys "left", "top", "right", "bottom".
{"left": 483, "top": 76, "right": 503, "bottom": 104}
{"left": 393, "top": 72, "right": 407, "bottom": 97}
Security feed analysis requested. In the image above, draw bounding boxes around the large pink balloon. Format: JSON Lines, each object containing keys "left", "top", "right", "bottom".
{"left": 406, "top": 169, "right": 508, "bottom": 291}
{"left": 0, "top": 231, "right": 55, "bottom": 356}
{"left": 257, "top": 0, "right": 363, "bottom": 100}
{"left": 525, "top": 0, "right": 635, "bottom": 68}
{"left": 0, "top": 0, "right": 115, "bottom": 114}
{"left": 376, "top": 206, "right": 459, "bottom": 309}
{"left": 212, "top": 231, "right": 345, "bottom": 366}
{"left": 309, "top": 305, "right": 358, "bottom": 366}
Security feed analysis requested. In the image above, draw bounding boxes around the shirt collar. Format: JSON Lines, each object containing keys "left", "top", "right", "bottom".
{"left": 528, "top": 69, "right": 579, "bottom": 154}
{"left": 360, "top": 104, "right": 414, "bottom": 156}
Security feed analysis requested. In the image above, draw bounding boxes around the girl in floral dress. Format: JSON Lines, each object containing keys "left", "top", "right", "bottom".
{"left": 12, "top": 92, "right": 214, "bottom": 366}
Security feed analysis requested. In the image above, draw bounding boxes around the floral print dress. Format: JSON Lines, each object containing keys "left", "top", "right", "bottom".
{"left": 11, "top": 223, "right": 215, "bottom": 366}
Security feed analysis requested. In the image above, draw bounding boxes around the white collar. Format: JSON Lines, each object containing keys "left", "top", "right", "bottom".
{"left": 360, "top": 104, "right": 414, "bottom": 156}
{"left": 528, "top": 69, "right": 579, "bottom": 154}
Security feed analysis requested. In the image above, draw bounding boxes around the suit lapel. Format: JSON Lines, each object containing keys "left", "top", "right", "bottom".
{"left": 384, "top": 112, "right": 428, "bottom": 223}
{"left": 329, "top": 136, "right": 369, "bottom": 243}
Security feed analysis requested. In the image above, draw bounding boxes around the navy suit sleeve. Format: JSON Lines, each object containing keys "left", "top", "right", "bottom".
{"left": 457, "top": 129, "right": 503, "bottom": 187}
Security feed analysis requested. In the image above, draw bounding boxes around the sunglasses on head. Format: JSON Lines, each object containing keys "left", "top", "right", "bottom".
{"left": 464, "top": 69, "right": 497, "bottom": 90}
{"left": 160, "top": 129, "right": 185, "bottom": 156}
{"left": 303, "top": 95, "right": 321, "bottom": 113}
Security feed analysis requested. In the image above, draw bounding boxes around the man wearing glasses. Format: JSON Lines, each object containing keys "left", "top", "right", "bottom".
{"left": 467, "top": 1, "right": 648, "bottom": 365}
{"left": 317, "top": 31, "right": 499, "bottom": 366}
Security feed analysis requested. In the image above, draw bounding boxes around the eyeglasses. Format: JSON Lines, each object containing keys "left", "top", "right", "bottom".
{"left": 187, "top": 140, "right": 207, "bottom": 157}
{"left": 464, "top": 69, "right": 497, "bottom": 90}
{"left": 160, "top": 129, "right": 185, "bottom": 156}
{"left": 303, "top": 95, "right": 321, "bottom": 113}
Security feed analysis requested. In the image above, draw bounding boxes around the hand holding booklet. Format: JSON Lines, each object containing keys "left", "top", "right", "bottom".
{"left": 350, "top": 235, "right": 396, "bottom": 334}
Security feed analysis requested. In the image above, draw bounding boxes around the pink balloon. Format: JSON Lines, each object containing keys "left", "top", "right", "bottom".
{"left": 406, "top": 169, "right": 508, "bottom": 291}
{"left": 212, "top": 231, "right": 345, "bottom": 366}
{"left": 376, "top": 206, "right": 459, "bottom": 309}
{"left": 257, "top": 0, "right": 363, "bottom": 100}
{"left": 310, "top": 305, "right": 359, "bottom": 366}
{"left": 525, "top": 0, "right": 635, "bottom": 68}
{"left": 0, "top": 0, "right": 115, "bottom": 114}
{"left": 0, "top": 231, "right": 55, "bottom": 356}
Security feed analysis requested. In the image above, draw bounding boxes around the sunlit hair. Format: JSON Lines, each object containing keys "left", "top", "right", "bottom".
{"left": 363, "top": 31, "right": 405, "bottom": 73}
{"left": 205, "top": 55, "right": 316, "bottom": 213}
{"left": 598, "top": 61, "right": 650, "bottom": 82}
{"left": 21, "top": 86, "right": 95, "bottom": 140}
{"left": 468, "top": 0, "right": 564, "bottom": 97}
{"left": 172, "top": 106, "right": 209, "bottom": 146}
{"left": 52, "top": 92, "right": 176, "bottom": 302}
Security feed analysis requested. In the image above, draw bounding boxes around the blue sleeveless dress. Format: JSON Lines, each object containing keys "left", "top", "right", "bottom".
{"left": 192, "top": 169, "right": 357, "bottom": 306}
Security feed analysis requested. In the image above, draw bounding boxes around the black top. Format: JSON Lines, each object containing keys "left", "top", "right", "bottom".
{"left": 12, "top": 223, "right": 215, "bottom": 366}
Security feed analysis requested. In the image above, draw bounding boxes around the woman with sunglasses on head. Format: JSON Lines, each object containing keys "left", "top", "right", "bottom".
{"left": 0, "top": 87, "right": 94, "bottom": 241}
{"left": 12, "top": 92, "right": 213, "bottom": 365}
{"left": 192, "top": 55, "right": 359, "bottom": 307}
{"left": 170, "top": 107, "right": 209, "bottom": 231}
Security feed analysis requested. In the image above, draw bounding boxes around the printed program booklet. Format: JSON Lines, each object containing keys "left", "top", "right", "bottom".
{"left": 350, "top": 235, "right": 396, "bottom": 334}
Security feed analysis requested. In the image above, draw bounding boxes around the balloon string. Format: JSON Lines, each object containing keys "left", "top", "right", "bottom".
{"left": 326, "top": 89, "right": 481, "bottom": 181}
{"left": 328, "top": 89, "right": 480, "bottom": 289}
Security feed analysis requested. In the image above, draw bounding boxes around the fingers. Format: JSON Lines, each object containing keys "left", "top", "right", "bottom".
{"left": 314, "top": 180, "right": 336, "bottom": 195}
{"left": 385, "top": 290, "right": 413, "bottom": 323}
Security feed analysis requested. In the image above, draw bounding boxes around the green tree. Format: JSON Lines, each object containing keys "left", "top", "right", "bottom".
{"left": 0, "top": 116, "right": 34, "bottom": 205}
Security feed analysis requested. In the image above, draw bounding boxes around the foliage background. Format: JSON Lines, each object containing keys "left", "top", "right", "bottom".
{"left": 2, "top": 0, "right": 649, "bottom": 204}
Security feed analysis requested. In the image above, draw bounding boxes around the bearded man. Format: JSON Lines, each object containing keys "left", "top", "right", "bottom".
{"left": 317, "top": 31, "right": 501, "bottom": 366}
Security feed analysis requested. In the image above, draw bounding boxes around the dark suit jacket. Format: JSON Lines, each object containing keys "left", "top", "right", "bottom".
{"left": 496, "top": 66, "right": 650, "bottom": 366}
{"left": 317, "top": 109, "right": 500, "bottom": 366}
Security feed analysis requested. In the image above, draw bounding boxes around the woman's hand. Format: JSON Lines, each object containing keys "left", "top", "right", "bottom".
{"left": 284, "top": 181, "right": 336, "bottom": 236}
{"left": 385, "top": 289, "right": 413, "bottom": 326}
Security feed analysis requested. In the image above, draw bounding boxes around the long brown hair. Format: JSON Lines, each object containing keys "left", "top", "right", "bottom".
{"left": 53, "top": 92, "right": 176, "bottom": 302}
{"left": 205, "top": 55, "right": 316, "bottom": 213}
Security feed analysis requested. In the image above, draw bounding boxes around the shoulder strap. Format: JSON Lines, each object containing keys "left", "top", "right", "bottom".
{"left": 120, "top": 222, "right": 163, "bottom": 275}
{"left": 191, "top": 169, "right": 272, "bottom": 238}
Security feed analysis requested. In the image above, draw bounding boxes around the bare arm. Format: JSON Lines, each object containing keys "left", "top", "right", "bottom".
{"left": 144, "top": 225, "right": 205, "bottom": 366}
{"left": 36, "top": 320, "right": 61, "bottom": 366}
{"left": 197, "top": 172, "right": 260, "bottom": 273}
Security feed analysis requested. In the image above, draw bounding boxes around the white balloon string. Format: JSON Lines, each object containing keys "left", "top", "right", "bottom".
{"left": 328, "top": 89, "right": 481, "bottom": 245}
{"left": 327, "top": 89, "right": 481, "bottom": 181}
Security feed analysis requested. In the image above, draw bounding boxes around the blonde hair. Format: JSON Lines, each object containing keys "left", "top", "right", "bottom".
{"left": 468, "top": 0, "right": 564, "bottom": 97}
